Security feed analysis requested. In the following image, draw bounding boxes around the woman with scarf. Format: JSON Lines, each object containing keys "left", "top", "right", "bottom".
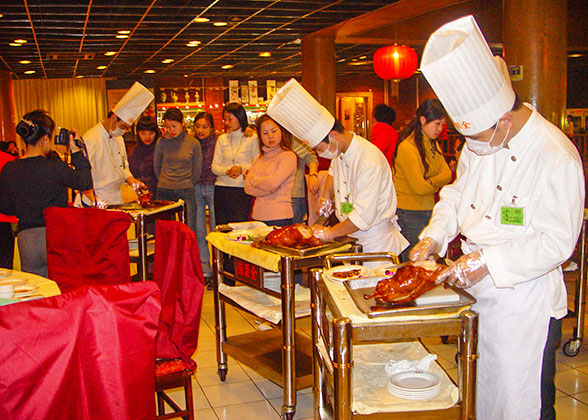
{"left": 129, "top": 116, "right": 159, "bottom": 196}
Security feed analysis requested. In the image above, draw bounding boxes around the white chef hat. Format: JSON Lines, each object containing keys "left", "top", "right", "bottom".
{"left": 112, "top": 82, "right": 155, "bottom": 125}
{"left": 267, "top": 78, "right": 335, "bottom": 148}
{"left": 421, "top": 15, "right": 515, "bottom": 136}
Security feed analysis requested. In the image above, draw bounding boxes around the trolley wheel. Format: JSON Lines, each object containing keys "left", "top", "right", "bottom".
{"left": 563, "top": 339, "right": 582, "bottom": 357}
{"left": 217, "top": 368, "right": 228, "bottom": 381}
{"left": 282, "top": 413, "right": 294, "bottom": 420}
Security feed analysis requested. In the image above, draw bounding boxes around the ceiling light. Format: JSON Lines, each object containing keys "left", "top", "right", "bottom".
{"left": 213, "top": 22, "right": 228, "bottom": 27}
{"left": 116, "top": 35, "right": 129, "bottom": 39}
{"left": 76, "top": 75, "right": 84, "bottom": 78}
{"left": 259, "top": 52, "right": 271, "bottom": 57}
{"left": 359, "top": 56, "right": 366, "bottom": 60}
{"left": 568, "top": 53, "right": 584, "bottom": 58}
{"left": 9, "top": 43, "right": 22, "bottom": 47}
{"left": 96, "top": 65, "right": 107, "bottom": 70}
{"left": 24, "top": 70, "right": 36, "bottom": 74}
{"left": 162, "top": 59, "right": 174, "bottom": 64}
{"left": 186, "top": 41, "right": 201, "bottom": 47}
{"left": 184, "top": 74, "right": 189, "bottom": 77}
{"left": 221, "top": 64, "right": 234, "bottom": 69}
{"left": 346, "top": 61, "right": 371, "bottom": 66}
{"left": 104, "top": 51, "right": 117, "bottom": 56}
{"left": 19, "top": 60, "right": 31, "bottom": 64}
{"left": 117, "top": 30, "right": 131, "bottom": 35}
{"left": 144, "top": 69, "right": 156, "bottom": 74}
{"left": 0, "top": 14, "right": 3, "bottom": 18}
{"left": 193, "top": 17, "right": 209, "bottom": 23}
{"left": 14, "top": 39, "right": 27, "bottom": 44}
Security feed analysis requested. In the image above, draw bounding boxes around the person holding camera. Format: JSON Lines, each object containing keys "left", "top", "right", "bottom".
{"left": 0, "top": 110, "right": 93, "bottom": 277}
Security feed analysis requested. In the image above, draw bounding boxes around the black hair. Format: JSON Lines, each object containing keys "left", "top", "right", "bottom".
{"left": 255, "top": 114, "right": 292, "bottom": 154}
{"left": 163, "top": 108, "right": 184, "bottom": 123}
{"left": 320, "top": 119, "right": 345, "bottom": 144}
{"left": 107, "top": 111, "right": 122, "bottom": 121}
{"left": 194, "top": 111, "right": 215, "bottom": 129}
{"left": 393, "top": 98, "right": 446, "bottom": 175}
{"left": 374, "top": 104, "right": 396, "bottom": 125}
{"left": 15, "top": 110, "right": 55, "bottom": 146}
{"left": 135, "top": 116, "right": 160, "bottom": 142}
{"left": 223, "top": 102, "right": 248, "bottom": 132}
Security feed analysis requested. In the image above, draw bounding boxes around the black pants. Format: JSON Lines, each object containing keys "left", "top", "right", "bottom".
{"left": 214, "top": 186, "right": 251, "bottom": 226}
{"left": 540, "top": 317, "right": 562, "bottom": 420}
{"left": 0, "top": 222, "right": 14, "bottom": 269}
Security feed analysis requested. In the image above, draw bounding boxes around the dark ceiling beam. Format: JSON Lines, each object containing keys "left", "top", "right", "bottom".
{"left": 73, "top": 0, "right": 93, "bottom": 78}
{"left": 23, "top": 0, "right": 47, "bottom": 78}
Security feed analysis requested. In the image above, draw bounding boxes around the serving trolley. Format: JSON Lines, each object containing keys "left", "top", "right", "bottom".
{"left": 311, "top": 252, "right": 479, "bottom": 419}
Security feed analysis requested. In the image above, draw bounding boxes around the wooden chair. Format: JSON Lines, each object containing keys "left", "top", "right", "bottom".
{"left": 152, "top": 220, "right": 205, "bottom": 420}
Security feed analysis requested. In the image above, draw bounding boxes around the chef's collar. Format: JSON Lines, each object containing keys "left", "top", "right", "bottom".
{"left": 501, "top": 103, "right": 537, "bottom": 152}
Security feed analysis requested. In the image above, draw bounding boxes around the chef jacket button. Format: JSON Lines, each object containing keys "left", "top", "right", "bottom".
{"left": 497, "top": 185, "right": 502, "bottom": 191}
{"left": 470, "top": 204, "right": 476, "bottom": 209}
{"left": 511, "top": 156, "right": 517, "bottom": 162}
{"left": 485, "top": 215, "right": 492, "bottom": 219}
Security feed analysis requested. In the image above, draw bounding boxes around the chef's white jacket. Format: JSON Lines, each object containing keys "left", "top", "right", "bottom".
{"left": 421, "top": 104, "right": 585, "bottom": 420}
{"left": 83, "top": 123, "right": 133, "bottom": 205}
{"left": 330, "top": 134, "right": 408, "bottom": 258}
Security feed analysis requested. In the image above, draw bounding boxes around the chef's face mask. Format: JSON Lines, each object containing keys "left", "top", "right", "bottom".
{"left": 317, "top": 136, "right": 339, "bottom": 160}
{"left": 465, "top": 123, "right": 510, "bottom": 156}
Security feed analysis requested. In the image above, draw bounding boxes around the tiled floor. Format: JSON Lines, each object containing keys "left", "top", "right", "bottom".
{"left": 162, "top": 270, "right": 588, "bottom": 419}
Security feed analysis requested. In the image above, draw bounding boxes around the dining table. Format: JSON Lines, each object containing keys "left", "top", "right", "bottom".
{"left": 0, "top": 268, "right": 61, "bottom": 306}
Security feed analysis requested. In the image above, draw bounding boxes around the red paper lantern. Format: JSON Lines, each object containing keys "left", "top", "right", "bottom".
{"left": 373, "top": 45, "right": 418, "bottom": 81}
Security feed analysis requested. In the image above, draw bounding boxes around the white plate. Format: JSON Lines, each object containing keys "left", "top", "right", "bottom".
{"left": 389, "top": 371, "right": 440, "bottom": 391}
{"left": 325, "top": 265, "right": 371, "bottom": 283}
{"left": 226, "top": 230, "right": 256, "bottom": 244}
{"left": 0, "top": 278, "right": 26, "bottom": 287}
{"left": 14, "top": 284, "right": 39, "bottom": 298}
{"left": 372, "top": 264, "right": 398, "bottom": 277}
{"left": 228, "top": 221, "right": 268, "bottom": 230}
{"left": 0, "top": 269, "right": 11, "bottom": 277}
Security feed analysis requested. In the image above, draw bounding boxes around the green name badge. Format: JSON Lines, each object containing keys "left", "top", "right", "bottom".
{"left": 500, "top": 206, "right": 524, "bottom": 226}
{"left": 341, "top": 202, "right": 353, "bottom": 214}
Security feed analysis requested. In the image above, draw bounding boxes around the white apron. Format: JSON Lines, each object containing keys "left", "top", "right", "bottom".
{"left": 351, "top": 218, "right": 409, "bottom": 269}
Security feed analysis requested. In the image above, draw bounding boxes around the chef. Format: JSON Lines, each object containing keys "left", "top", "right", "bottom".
{"left": 267, "top": 79, "right": 408, "bottom": 262}
{"left": 80, "top": 82, "right": 154, "bottom": 207}
{"left": 411, "top": 16, "right": 585, "bottom": 420}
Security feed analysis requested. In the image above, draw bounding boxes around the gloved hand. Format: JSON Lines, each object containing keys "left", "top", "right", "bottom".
{"left": 317, "top": 198, "right": 335, "bottom": 218}
{"left": 95, "top": 197, "right": 109, "bottom": 209}
{"left": 128, "top": 177, "right": 147, "bottom": 194}
{"left": 409, "top": 237, "right": 441, "bottom": 262}
{"left": 435, "top": 250, "right": 488, "bottom": 288}
{"left": 311, "top": 225, "right": 333, "bottom": 242}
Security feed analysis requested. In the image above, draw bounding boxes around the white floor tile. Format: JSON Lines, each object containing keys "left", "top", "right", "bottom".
{"left": 253, "top": 378, "right": 284, "bottom": 399}
{"left": 574, "top": 390, "right": 588, "bottom": 405}
{"left": 161, "top": 381, "right": 211, "bottom": 411}
{"left": 555, "top": 368, "right": 588, "bottom": 395}
{"left": 195, "top": 407, "right": 219, "bottom": 420}
{"left": 202, "top": 381, "right": 266, "bottom": 407}
{"left": 268, "top": 392, "right": 314, "bottom": 419}
{"left": 554, "top": 395, "right": 588, "bottom": 419}
{"left": 196, "top": 363, "right": 250, "bottom": 386}
{"left": 214, "top": 400, "right": 280, "bottom": 420}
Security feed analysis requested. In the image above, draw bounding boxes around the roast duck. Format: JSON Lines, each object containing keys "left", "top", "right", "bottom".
{"left": 262, "top": 224, "right": 322, "bottom": 248}
{"left": 364, "top": 261, "right": 445, "bottom": 305}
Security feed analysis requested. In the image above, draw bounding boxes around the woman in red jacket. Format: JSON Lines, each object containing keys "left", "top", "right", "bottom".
{"left": 371, "top": 103, "right": 398, "bottom": 170}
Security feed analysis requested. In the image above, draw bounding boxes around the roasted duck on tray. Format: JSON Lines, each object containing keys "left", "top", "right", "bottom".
{"left": 262, "top": 223, "right": 322, "bottom": 248}
{"left": 364, "top": 261, "right": 445, "bottom": 305}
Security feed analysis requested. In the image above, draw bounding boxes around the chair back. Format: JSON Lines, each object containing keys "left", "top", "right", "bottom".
{"left": 0, "top": 282, "right": 161, "bottom": 420}
{"left": 153, "top": 220, "right": 204, "bottom": 369}
{"left": 44, "top": 207, "right": 132, "bottom": 292}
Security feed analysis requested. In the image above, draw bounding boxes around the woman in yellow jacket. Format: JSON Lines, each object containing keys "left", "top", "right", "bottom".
{"left": 393, "top": 99, "right": 452, "bottom": 261}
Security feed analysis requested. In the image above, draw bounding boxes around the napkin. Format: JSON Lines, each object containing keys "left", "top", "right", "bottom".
{"left": 384, "top": 354, "right": 437, "bottom": 376}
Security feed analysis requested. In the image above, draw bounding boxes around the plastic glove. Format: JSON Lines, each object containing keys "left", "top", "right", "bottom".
{"left": 317, "top": 198, "right": 335, "bottom": 218}
{"left": 311, "top": 225, "right": 333, "bottom": 242}
{"left": 95, "top": 197, "right": 109, "bottom": 209}
{"left": 435, "top": 250, "right": 488, "bottom": 288}
{"left": 409, "top": 237, "right": 440, "bottom": 262}
{"left": 128, "top": 178, "right": 147, "bottom": 194}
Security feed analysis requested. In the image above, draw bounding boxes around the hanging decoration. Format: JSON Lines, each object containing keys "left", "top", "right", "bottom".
{"left": 373, "top": 45, "right": 418, "bottom": 81}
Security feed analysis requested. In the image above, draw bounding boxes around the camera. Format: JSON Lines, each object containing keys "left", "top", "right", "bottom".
{"left": 54, "top": 128, "right": 75, "bottom": 146}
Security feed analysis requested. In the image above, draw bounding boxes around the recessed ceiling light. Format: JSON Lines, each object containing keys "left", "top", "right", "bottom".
{"left": 359, "top": 56, "right": 366, "bottom": 60}
{"left": 19, "top": 60, "right": 31, "bottom": 64}
{"left": 184, "top": 74, "right": 189, "bottom": 77}
{"left": 144, "top": 69, "right": 156, "bottom": 74}
{"left": 186, "top": 41, "right": 201, "bottom": 47}
{"left": 9, "top": 43, "right": 22, "bottom": 47}
{"left": 162, "top": 59, "right": 174, "bottom": 64}
{"left": 346, "top": 61, "right": 371, "bottom": 66}
{"left": 104, "top": 51, "right": 117, "bottom": 56}
{"left": 24, "top": 70, "right": 36, "bottom": 74}
{"left": 14, "top": 39, "right": 27, "bottom": 44}
{"left": 116, "top": 34, "right": 129, "bottom": 39}
{"left": 96, "top": 65, "right": 107, "bottom": 70}
{"left": 213, "top": 22, "right": 228, "bottom": 27}
{"left": 0, "top": 14, "right": 3, "bottom": 18}
{"left": 76, "top": 75, "right": 84, "bottom": 78}
{"left": 221, "top": 64, "right": 234, "bottom": 69}
{"left": 259, "top": 52, "right": 271, "bottom": 57}
{"left": 568, "top": 53, "right": 584, "bottom": 58}
{"left": 193, "top": 17, "right": 209, "bottom": 23}
{"left": 117, "top": 30, "right": 131, "bottom": 34}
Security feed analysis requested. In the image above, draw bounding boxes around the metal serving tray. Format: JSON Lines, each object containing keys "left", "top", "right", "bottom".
{"left": 343, "top": 276, "right": 476, "bottom": 318}
{"left": 253, "top": 236, "right": 357, "bottom": 257}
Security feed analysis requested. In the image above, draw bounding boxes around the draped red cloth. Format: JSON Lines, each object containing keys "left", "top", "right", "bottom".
{"left": 44, "top": 207, "right": 132, "bottom": 292}
{"left": 153, "top": 220, "right": 204, "bottom": 370}
{"left": 0, "top": 282, "right": 161, "bottom": 420}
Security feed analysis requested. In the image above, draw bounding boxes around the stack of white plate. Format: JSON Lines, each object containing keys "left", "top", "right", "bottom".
{"left": 387, "top": 371, "right": 441, "bottom": 400}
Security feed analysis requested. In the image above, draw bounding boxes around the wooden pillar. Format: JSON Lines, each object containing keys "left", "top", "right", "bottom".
{"left": 503, "top": 0, "right": 567, "bottom": 127}
{"left": 301, "top": 36, "right": 336, "bottom": 115}
{"left": 0, "top": 71, "right": 17, "bottom": 143}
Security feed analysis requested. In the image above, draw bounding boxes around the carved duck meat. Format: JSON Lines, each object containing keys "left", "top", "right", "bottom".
{"left": 263, "top": 224, "right": 322, "bottom": 248}
{"left": 364, "top": 261, "right": 445, "bottom": 304}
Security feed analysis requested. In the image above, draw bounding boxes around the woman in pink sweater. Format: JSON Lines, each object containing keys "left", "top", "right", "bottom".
{"left": 244, "top": 114, "right": 297, "bottom": 227}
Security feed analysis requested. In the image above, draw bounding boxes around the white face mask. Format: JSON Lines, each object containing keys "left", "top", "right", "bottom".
{"left": 465, "top": 124, "right": 510, "bottom": 156}
{"left": 318, "top": 139, "right": 339, "bottom": 159}
{"left": 110, "top": 127, "right": 126, "bottom": 138}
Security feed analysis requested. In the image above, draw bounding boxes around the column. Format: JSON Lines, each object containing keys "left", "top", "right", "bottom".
{"left": 0, "top": 71, "right": 17, "bottom": 143}
{"left": 503, "top": 0, "right": 567, "bottom": 127}
{"left": 301, "top": 36, "right": 336, "bottom": 115}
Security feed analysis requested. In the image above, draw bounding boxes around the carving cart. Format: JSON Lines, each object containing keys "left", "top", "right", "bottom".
{"left": 207, "top": 226, "right": 360, "bottom": 420}
{"left": 310, "top": 253, "right": 479, "bottom": 419}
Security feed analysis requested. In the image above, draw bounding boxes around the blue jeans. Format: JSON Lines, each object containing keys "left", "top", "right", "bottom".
{"left": 396, "top": 208, "right": 432, "bottom": 262}
{"left": 291, "top": 196, "right": 307, "bottom": 224}
{"left": 157, "top": 188, "right": 197, "bottom": 234}
{"left": 195, "top": 183, "right": 215, "bottom": 277}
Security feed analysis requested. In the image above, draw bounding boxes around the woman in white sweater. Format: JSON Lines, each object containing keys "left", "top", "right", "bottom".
{"left": 211, "top": 103, "right": 259, "bottom": 225}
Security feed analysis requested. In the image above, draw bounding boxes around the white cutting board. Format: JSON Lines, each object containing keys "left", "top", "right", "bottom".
{"left": 414, "top": 286, "right": 461, "bottom": 305}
